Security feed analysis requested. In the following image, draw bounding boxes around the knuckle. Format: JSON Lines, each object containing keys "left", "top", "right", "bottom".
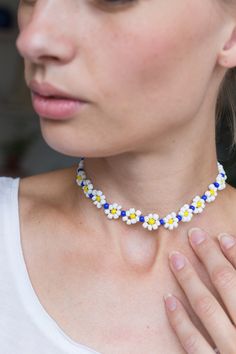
{"left": 183, "top": 333, "right": 200, "bottom": 353}
{"left": 212, "top": 265, "right": 236, "bottom": 289}
{"left": 194, "top": 295, "right": 217, "bottom": 318}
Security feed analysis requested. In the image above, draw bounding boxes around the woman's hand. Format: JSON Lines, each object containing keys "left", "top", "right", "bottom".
{"left": 163, "top": 228, "right": 236, "bottom": 354}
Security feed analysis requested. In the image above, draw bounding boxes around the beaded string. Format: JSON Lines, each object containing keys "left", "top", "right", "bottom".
{"left": 76, "top": 158, "right": 227, "bottom": 231}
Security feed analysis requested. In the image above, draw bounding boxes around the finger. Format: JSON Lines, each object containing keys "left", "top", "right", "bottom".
{"left": 164, "top": 293, "right": 215, "bottom": 354}
{"left": 217, "top": 233, "right": 236, "bottom": 268}
{"left": 188, "top": 228, "right": 236, "bottom": 325}
{"left": 169, "top": 251, "right": 236, "bottom": 354}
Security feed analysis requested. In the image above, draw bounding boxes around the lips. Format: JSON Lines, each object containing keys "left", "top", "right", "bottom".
{"left": 30, "top": 83, "right": 87, "bottom": 120}
{"left": 29, "top": 80, "right": 88, "bottom": 102}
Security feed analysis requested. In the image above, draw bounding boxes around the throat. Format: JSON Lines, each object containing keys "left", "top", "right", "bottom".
{"left": 111, "top": 226, "right": 173, "bottom": 275}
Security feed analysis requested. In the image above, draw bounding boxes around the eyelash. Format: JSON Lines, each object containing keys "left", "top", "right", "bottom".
{"left": 94, "top": 0, "right": 136, "bottom": 7}
{"left": 20, "top": 0, "right": 36, "bottom": 5}
{"left": 97, "top": 0, "right": 135, "bottom": 3}
{"left": 20, "top": 0, "right": 137, "bottom": 9}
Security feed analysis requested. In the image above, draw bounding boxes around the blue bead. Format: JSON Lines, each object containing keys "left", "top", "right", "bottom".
{"left": 221, "top": 173, "right": 225, "bottom": 177}
{"left": 160, "top": 219, "right": 165, "bottom": 225}
{"left": 190, "top": 205, "right": 195, "bottom": 211}
{"left": 201, "top": 195, "right": 207, "bottom": 201}
{"left": 103, "top": 203, "right": 109, "bottom": 209}
{"left": 139, "top": 216, "right": 145, "bottom": 223}
{"left": 177, "top": 215, "right": 182, "bottom": 221}
{"left": 77, "top": 168, "right": 84, "bottom": 173}
{"left": 81, "top": 182, "right": 84, "bottom": 187}
{"left": 214, "top": 182, "right": 220, "bottom": 188}
{"left": 121, "top": 211, "right": 126, "bottom": 217}
{"left": 89, "top": 193, "right": 93, "bottom": 199}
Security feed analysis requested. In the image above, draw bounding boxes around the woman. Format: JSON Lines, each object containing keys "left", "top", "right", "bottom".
{"left": 0, "top": 0, "right": 236, "bottom": 353}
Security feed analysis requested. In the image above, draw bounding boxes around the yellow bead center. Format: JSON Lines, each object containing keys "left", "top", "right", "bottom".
{"left": 210, "top": 189, "right": 216, "bottom": 196}
{"left": 148, "top": 218, "right": 156, "bottom": 225}
{"left": 168, "top": 218, "right": 174, "bottom": 225}
{"left": 77, "top": 175, "right": 82, "bottom": 181}
{"left": 197, "top": 201, "right": 202, "bottom": 208}
{"left": 111, "top": 208, "right": 117, "bottom": 215}
{"left": 84, "top": 186, "right": 89, "bottom": 193}
{"left": 96, "top": 196, "right": 101, "bottom": 202}
{"left": 130, "top": 213, "right": 136, "bottom": 219}
{"left": 184, "top": 211, "right": 189, "bottom": 217}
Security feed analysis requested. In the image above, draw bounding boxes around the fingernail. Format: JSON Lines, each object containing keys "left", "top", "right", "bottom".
{"left": 218, "top": 233, "right": 236, "bottom": 250}
{"left": 169, "top": 251, "right": 186, "bottom": 270}
{"left": 164, "top": 293, "right": 177, "bottom": 312}
{"left": 188, "top": 228, "right": 206, "bottom": 245}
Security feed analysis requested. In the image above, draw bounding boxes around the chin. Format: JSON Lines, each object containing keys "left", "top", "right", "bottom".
{"left": 40, "top": 132, "right": 119, "bottom": 159}
{"left": 38, "top": 116, "right": 153, "bottom": 158}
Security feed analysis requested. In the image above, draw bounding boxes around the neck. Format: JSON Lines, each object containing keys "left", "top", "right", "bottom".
{"left": 83, "top": 142, "right": 218, "bottom": 219}
{"left": 71, "top": 117, "right": 226, "bottom": 274}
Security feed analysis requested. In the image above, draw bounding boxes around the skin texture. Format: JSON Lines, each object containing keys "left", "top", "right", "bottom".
{"left": 16, "top": 0, "right": 236, "bottom": 268}
{"left": 15, "top": 0, "right": 236, "bottom": 352}
{"left": 17, "top": 0, "right": 234, "bottom": 158}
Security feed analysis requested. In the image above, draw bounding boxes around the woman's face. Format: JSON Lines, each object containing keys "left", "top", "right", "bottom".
{"left": 16, "top": 0, "right": 227, "bottom": 157}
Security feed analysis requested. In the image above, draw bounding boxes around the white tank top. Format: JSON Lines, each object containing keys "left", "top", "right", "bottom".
{"left": 0, "top": 176, "right": 101, "bottom": 354}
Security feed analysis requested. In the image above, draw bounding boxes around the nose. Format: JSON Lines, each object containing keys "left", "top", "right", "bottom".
{"left": 16, "top": 3, "right": 76, "bottom": 65}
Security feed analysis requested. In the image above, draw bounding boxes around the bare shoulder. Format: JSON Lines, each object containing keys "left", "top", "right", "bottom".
{"left": 19, "top": 164, "right": 77, "bottom": 215}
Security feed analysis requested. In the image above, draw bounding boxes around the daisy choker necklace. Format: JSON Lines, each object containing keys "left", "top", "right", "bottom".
{"left": 76, "top": 158, "right": 227, "bottom": 231}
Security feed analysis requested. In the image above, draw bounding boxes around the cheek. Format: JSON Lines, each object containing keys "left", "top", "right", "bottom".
{"left": 95, "top": 28, "right": 193, "bottom": 133}
{"left": 95, "top": 1, "right": 221, "bottom": 130}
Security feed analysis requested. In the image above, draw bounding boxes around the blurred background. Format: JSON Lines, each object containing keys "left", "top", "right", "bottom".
{"left": 0, "top": 0, "right": 77, "bottom": 178}
{"left": 0, "top": 0, "right": 235, "bottom": 186}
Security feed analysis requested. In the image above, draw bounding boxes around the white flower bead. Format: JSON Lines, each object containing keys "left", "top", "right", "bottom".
{"left": 216, "top": 174, "right": 226, "bottom": 190}
{"left": 217, "top": 163, "right": 227, "bottom": 180}
{"left": 163, "top": 212, "right": 179, "bottom": 230}
{"left": 76, "top": 160, "right": 227, "bottom": 231}
{"left": 205, "top": 183, "right": 218, "bottom": 203}
{"left": 76, "top": 170, "right": 86, "bottom": 186}
{"left": 82, "top": 179, "right": 93, "bottom": 198}
{"left": 192, "top": 196, "right": 206, "bottom": 214}
{"left": 92, "top": 190, "right": 106, "bottom": 209}
{"left": 178, "top": 204, "right": 193, "bottom": 222}
{"left": 78, "top": 158, "right": 84, "bottom": 169}
{"left": 143, "top": 213, "right": 160, "bottom": 231}
{"left": 217, "top": 162, "right": 224, "bottom": 173}
{"left": 122, "top": 208, "right": 142, "bottom": 225}
{"left": 104, "top": 203, "right": 122, "bottom": 220}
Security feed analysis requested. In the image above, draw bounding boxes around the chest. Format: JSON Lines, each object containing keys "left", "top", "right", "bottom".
{"left": 22, "top": 257, "right": 187, "bottom": 353}
{"left": 20, "top": 227, "right": 217, "bottom": 354}
{"left": 18, "top": 195, "right": 229, "bottom": 354}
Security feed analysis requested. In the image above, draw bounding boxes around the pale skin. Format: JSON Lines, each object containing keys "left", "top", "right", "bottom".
{"left": 16, "top": 0, "right": 236, "bottom": 353}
